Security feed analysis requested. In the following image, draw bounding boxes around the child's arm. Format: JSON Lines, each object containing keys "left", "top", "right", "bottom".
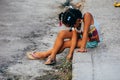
{"left": 78, "top": 12, "right": 92, "bottom": 52}
{"left": 67, "top": 28, "right": 77, "bottom": 60}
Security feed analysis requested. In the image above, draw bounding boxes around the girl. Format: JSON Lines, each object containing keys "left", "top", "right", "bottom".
{"left": 27, "top": 8, "right": 100, "bottom": 65}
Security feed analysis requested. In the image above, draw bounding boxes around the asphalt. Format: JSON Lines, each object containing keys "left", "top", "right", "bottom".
{"left": 72, "top": 0, "right": 120, "bottom": 80}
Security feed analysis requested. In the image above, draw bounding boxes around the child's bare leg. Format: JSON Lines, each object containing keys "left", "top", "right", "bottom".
{"left": 44, "top": 41, "right": 71, "bottom": 64}
{"left": 44, "top": 30, "right": 73, "bottom": 64}
{"left": 66, "top": 39, "right": 82, "bottom": 61}
{"left": 28, "top": 39, "right": 72, "bottom": 59}
{"left": 60, "top": 39, "right": 82, "bottom": 61}
{"left": 28, "top": 38, "right": 82, "bottom": 60}
{"left": 45, "top": 38, "right": 82, "bottom": 64}
{"left": 32, "top": 49, "right": 52, "bottom": 59}
{"left": 49, "top": 30, "right": 72, "bottom": 60}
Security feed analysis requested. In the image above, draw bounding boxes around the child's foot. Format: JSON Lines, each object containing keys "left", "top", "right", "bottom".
{"left": 26, "top": 52, "right": 48, "bottom": 60}
{"left": 44, "top": 56, "right": 56, "bottom": 65}
{"left": 66, "top": 54, "right": 73, "bottom": 62}
{"left": 77, "top": 48, "right": 87, "bottom": 53}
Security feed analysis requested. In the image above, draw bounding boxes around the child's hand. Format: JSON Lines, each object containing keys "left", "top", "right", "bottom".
{"left": 77, "top": 48, "right": 87, "bottom": 53}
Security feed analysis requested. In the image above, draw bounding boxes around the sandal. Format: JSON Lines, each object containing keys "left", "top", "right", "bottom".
{"left": 26, "top": 52, "right": 45, "bottom": 60}
{"left": 77, "top": 48, "right": 87, "bottom": 53}
{"left": 44, "top": 56, "right": 56, "bottom": 65}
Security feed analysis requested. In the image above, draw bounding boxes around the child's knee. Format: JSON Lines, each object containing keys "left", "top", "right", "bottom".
{"left": 58, "top": 30, "right": 66, "bottom": 39}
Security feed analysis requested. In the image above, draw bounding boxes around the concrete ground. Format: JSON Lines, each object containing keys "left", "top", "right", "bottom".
{"left": 0, "top": 0, "right": 120, "bottom": 80}
{"left": 0, "top": 0, "right": 68, "bottom": 80}
{"left": 72, "top": 0, "right": 120, "bottom": 80}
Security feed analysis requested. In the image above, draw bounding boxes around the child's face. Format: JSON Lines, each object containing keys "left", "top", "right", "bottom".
{"left": 74, "top": 19, "right": 82, "bottom": 28}
{"left": 63, "top": 19, "right": 82, "bottom": 28}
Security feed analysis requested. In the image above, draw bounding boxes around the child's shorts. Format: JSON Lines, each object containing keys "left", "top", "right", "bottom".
{"left": 86, "top": 41, "right": 98, "bottom": 48}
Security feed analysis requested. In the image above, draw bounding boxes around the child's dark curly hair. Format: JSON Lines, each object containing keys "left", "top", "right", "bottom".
{"left": 59, "top": 8, "right": 83, "bottom": 30}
